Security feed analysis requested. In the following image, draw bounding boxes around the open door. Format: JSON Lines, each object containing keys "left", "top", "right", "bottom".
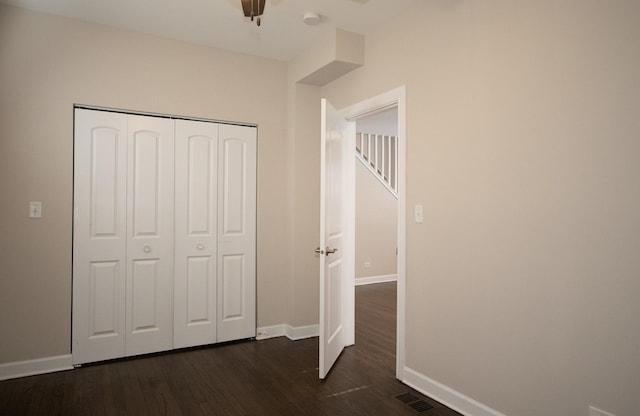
{"left": 318, "top": 98, "right": 355, "bottom": 379}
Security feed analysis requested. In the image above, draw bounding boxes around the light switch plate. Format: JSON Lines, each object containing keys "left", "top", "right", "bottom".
{"left": 414, "top": 204, "right": 424, "bottom": 223}
{"left": 29, "top": 201, "right": 42, "bottom": 218}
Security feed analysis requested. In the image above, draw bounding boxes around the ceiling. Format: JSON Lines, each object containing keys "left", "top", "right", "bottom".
{"left": 0, "top": 0, "right": 420, "bottom": 61}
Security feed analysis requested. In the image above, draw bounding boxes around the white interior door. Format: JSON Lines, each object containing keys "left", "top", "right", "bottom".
{"left": 73, "top": 109, "right": 128, "bottom": 365}
{"left": 174, "top": 119, "right": 219, "bottom": 348}
{"left": 124, "top": 115, "right": 175, "bottom": 356}
{"left": 319, "top": 99, "right": 355, "bottom": 379}
{"left": 216, "top": 123, "right": 257, "bottom": 342}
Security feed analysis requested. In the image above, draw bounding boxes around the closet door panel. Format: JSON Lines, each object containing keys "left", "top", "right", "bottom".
{"left": 186, "top": 257, "right": 213, "bottom": 318}
{"left": 132, "top": 132, "right": 161, "bottom": 235}
{"left": 130, "top": 259, "right": 161, "bottom": 329}
{"left": 217, "top": 124, "right": 256, "bottom": 342}
{"left": 88, "top": 262, "right": 120, "bottom": 335}
{"left": 73, "top": 109, "right": 127, "bottom": 365}
{"left": 125, "top": 115, "right": 174, "bottom": 356}
{"left": 174, "top": 120, "right": 218, "bottom": 348}
{"left": 220, "top": 254, "right": 246, "bottom": 319}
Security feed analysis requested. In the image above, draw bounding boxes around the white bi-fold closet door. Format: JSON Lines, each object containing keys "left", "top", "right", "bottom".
{"left": 173, "top": 118, "right": 257, "bottom": 348}
{"left": 72, "top": 108, "right": 256, "bottom": 365}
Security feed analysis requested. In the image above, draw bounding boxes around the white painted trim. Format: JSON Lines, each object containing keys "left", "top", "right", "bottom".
{"left": 0, "top": 354, "right": 73, "bottom": 381}
{"left": 396, "top": 86, "right": 407, "bottom": 380}
{"left": 256, "top": 324, "right": 287, "bottom": 340}
{"left": 256, "top": 324, "right": 319, "bottom": 341}
{"left": 285, "top": 324, "right": 320, "bottom": 340}
{"left": 344, "top": 116, "right": 357, "bottom": 347}
{"left": 589, "top": 405, "right": 616, "bottom": 416}
{"left": 355, "top": 274, "right": 398, "bottom": 286}
{"left": 403, "top": 367, "right": 506, "bottom": 416}
{"left": 343, "top": 92, "right": 401, "bottom": 121}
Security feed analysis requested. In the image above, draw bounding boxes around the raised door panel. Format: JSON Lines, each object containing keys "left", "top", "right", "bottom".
{"left": 73, "top": 109, "right": 127, "bottom": 364}
{"left": 217, "top": 124, "right": 256, "bottom": 342}
{"left": 125, "top": 115, "right": 174, "bottom": 356}
{"left": 221, "top": 254, "right": 245, "bottom": 319}
{"left": 88, "top": 261, "right": 121, "bottom": 337}
{"left": 174, "top": 120, "right": 218, "bottom": 348}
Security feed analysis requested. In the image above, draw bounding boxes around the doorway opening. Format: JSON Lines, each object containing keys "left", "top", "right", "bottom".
{"left": 354, "top": 107, "right": 399, "bottom": 287}
{"left": 319, "top": 87, "right": 405, "bottom": 380}
{"left": 343, "top": 87, "right": 406, "bottom": 380}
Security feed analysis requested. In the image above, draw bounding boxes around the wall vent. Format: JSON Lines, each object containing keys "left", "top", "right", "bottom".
{"left": 395, "top": 392, "right": 435, "bottom": 412}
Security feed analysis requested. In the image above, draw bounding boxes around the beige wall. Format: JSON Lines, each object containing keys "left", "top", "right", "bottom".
{"left": 0, "top": 5, "right": 288, "bottom": 363}
{"left": 322, "top": 1, "right": 640, "bottom": 415}
{"left": 355, "top": 161, "right": 397, "bottom": 279}
{"left": 286, "top": 81, "right": 321, "bottom": 326}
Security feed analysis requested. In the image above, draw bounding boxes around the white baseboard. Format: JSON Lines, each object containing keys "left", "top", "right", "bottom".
{"left": 256, "top": 324, "right": 286, "bottom": 340}
{"left": 285, "top": 324, "right": 319, "bottom": 340}
{"left": 256, "top": 324, "right": 319, "bottom": 341}
{"left": 355, "top": 274, "right": 397, "bottom": 286}
{"left": 0, "top": 354, "right": 73, "bottom": 381}
{"left": 589, "top": 405, "right": 616, "bottom": 416}
{"left": 402, "top": 366, "right": 506, "bottom": 416}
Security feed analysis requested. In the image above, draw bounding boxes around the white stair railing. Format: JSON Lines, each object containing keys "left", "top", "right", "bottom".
{"left": 356, "top": 132, "right": 398, "bottom": 198}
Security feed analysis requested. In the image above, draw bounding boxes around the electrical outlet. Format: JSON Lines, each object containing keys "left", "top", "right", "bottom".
{"left": 589, "top": 405, "right": 615, "bottom": 416}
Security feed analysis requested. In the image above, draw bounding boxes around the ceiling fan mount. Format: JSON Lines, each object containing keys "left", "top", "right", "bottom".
{"left": 241, "top": 0, "right": 266, "bottom": 26}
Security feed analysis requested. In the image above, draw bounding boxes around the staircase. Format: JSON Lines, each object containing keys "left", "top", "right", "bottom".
{"left": 356, "top": 132, "right": 398, "bottom": 198}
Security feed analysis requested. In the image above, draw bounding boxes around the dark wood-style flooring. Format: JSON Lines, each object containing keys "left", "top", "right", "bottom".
{"left": 0, "top": 282, "right": 461, "bottom": 415}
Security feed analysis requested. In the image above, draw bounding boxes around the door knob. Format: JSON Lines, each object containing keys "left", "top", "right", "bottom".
{"left": 316, "top": 247, "right": 338, "bottom": 256}
{"left": 143, "top": 245, "right": 152, "bottom": 253}
{"left": 197, "top": 244, "right": 205, "bottom": 250}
